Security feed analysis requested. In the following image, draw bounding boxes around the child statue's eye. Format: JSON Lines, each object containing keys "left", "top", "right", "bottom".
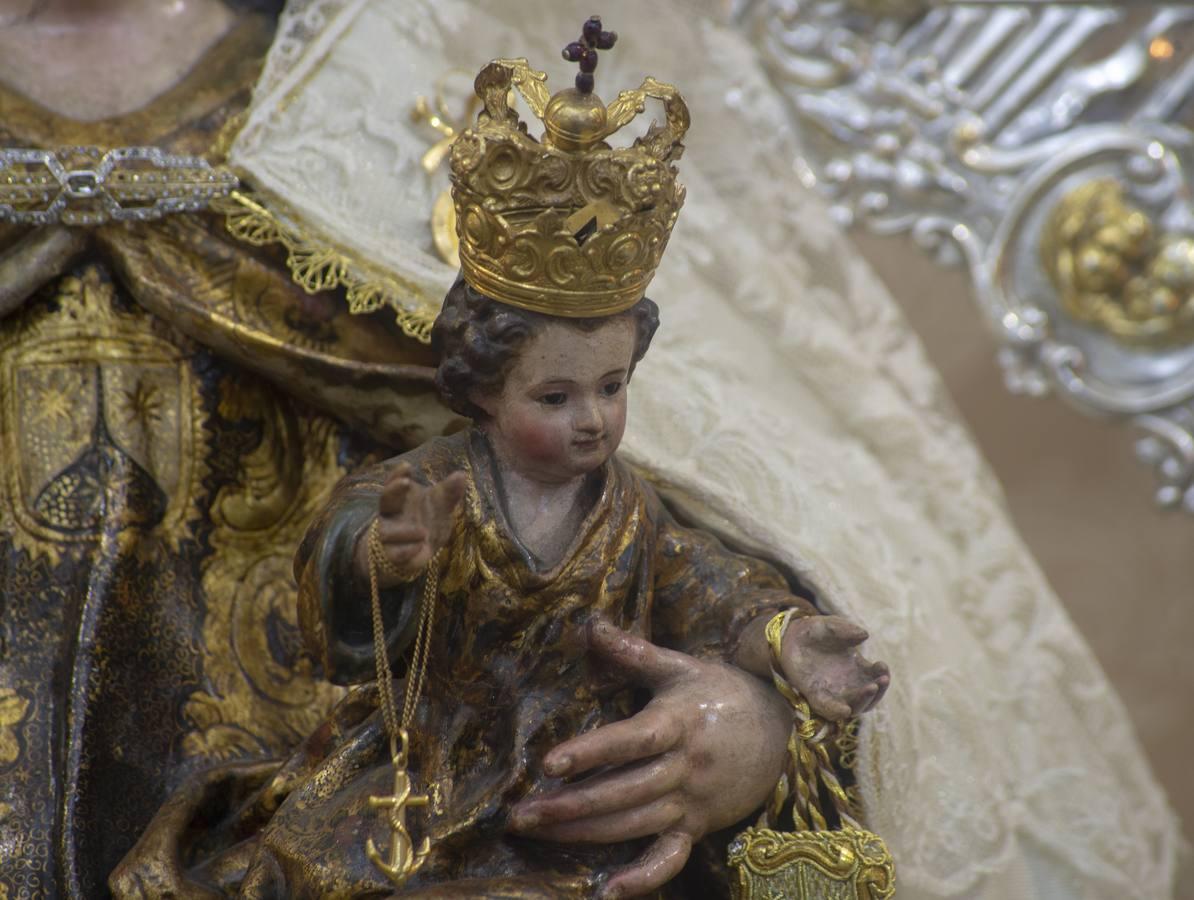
{"left": 601, "top": 381, "right": 623, "bottom": 397}
{"left": 538, "top": 392, "right": 568, "bottom": 406}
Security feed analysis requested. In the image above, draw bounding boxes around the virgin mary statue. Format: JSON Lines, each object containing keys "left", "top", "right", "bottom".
{"left": 0, "top": 1, "right": 1181, "bottom": 899}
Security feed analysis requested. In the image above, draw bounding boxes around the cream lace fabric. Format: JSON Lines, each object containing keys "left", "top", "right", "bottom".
{"left": 232, "top": 0, "right": 448, "bottom": 316}
{"left": 233, "top": 2, "right": 1182, "bottom": 897}
{"left": 249, "top": 0, "right": 350, "bottom": 100}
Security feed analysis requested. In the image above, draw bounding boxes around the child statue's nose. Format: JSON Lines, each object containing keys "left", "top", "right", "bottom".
{"left": 574, "top": 402, "right": 603, "bottom": 433}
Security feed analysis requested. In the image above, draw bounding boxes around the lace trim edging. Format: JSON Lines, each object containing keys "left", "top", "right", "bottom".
{"left": 211, "top": 188, "right": 437, "bottom": 344}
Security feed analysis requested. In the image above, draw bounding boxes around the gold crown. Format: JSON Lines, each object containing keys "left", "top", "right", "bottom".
{"left": 449, "top": 19, "right": 689, "bottom": 317}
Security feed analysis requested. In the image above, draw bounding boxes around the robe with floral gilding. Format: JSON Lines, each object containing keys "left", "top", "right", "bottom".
{"left": 0, "top": 15, "right": 449, "bottom": 896}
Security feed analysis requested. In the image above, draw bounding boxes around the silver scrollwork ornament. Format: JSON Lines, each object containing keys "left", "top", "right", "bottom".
{"left": 733, "top": 0, "right": 1194, "bottom": 511}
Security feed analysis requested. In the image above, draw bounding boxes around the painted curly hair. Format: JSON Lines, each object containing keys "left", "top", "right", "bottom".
{"left": 431, "top": 276, "right": 660, "bottom": 419}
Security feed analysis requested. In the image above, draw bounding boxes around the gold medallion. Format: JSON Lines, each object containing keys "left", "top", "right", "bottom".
{"left": 730, "top": 827, "right": 895, "bottom": 900}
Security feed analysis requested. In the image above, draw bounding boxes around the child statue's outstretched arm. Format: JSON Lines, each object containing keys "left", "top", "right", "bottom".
{"left": 648, "top": 496, "right": 889, "bottom": 721}
{"left": 294, "top": 451, "right": 464, "bottom": 685}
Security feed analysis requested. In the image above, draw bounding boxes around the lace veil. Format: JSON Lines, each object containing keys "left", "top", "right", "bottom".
{"left": 230, "top": 2, "right": 1182, "bottom": 897}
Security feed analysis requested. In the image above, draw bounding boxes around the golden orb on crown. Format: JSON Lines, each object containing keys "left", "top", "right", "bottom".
{"left": 543, "top": 88, "right": 609, "bottom": 152}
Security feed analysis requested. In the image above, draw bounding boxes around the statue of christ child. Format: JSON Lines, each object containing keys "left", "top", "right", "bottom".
{"left": 297, "top": 29, "right": 891, "bottom": 899}
{"left": 112, "top": 27, "right": 890, "bottom": 899}
{"left": 287, "top": 271, "right": 890, "bottom": 897}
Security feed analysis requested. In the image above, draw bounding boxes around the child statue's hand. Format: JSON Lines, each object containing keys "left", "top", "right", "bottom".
{"left": 508, "top": 618, "right": 793, "bottom": 900}
{"left": 779, "top": 615, "right": 890, "bottom": 721}
{"left": 358, "top": 462, "right": 467, "bottom": 586}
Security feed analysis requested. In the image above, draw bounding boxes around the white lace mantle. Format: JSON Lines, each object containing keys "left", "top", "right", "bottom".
{"left": 231, "top": 2, "right": 1183, "bottom": 897}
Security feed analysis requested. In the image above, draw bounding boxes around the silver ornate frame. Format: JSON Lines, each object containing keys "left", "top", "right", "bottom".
{"left": 733, "top": 1, "right": 1194, "bottom": 511}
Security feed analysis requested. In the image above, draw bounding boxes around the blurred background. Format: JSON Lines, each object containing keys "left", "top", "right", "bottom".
{"left": 856, "top": 228, "right": 1194, "bottom": 856}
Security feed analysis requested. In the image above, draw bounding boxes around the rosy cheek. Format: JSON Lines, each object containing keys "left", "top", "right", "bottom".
{"left": 606, "top": 397, "right": 627, "bottom": 446}
{"left": 506, "top": 407, "right": 569, "bottom": 464}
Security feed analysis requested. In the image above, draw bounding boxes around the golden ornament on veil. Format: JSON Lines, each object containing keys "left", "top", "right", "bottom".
{"left": 412, "top": 73, "right": 482, "bottom": 269}
{"left": 449, "top": 15, "right": 689, "bottom": 317}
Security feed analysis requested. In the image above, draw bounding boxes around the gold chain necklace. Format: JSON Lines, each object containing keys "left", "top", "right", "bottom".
{"left": 364, "top": 520, "right": 443, "bottom": 888}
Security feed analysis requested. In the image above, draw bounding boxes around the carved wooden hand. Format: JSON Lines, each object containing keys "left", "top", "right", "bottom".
{"left": 780, "top": 615, "right": 890, "bottom": 722}
{"left": 357, "top": 462, "right": 466, "bottom": 587}
{"left": 508, "top": 618, "right": 791, "bottom": 899}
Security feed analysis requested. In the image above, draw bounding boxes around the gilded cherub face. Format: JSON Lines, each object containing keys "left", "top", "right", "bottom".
{"left": 476, "top": 316, "right": 636, "bottom": 483}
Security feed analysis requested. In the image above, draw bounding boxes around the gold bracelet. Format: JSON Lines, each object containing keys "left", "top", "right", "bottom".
{"left": 761, "top": 608, "right": 863, "bottom": 833}
{"left": 764, "top": 609, "right": 795, "bottom": 659}
{"left": 764, "top": 609, "right": 802, "bottom": 704}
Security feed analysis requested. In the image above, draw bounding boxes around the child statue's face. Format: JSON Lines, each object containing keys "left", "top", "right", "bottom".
{"left": 477, "top": 315, "right": 636, "bottom": 483}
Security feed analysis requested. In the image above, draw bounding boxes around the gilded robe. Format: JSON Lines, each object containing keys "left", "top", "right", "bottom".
{"left": 0, "top": 14, "right": 448, "bottom": 897}
{"left": 111, "top": 427, "right": 809, "bottom": 897}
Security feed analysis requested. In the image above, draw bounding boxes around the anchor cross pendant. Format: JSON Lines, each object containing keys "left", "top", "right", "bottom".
{"left": 366, "top": 729, "right": 432, "bottom": 888}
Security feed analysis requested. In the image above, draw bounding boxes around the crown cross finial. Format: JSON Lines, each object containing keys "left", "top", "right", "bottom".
{"left": 562, "top": 16, "right": 617, "bottom": 94}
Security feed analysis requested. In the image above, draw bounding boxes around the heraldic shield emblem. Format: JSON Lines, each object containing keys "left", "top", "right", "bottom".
{"left": 0, "top": 267, "right": 203, "bottom": 557}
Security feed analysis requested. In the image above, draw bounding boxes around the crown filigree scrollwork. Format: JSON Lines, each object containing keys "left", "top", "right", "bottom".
{"left": 606, "top": 78, "right": 691, "bottom": 166}
{"left": 486, "top": 58, "right": 550, "bottom": 120}
{"left": 450, "top": 41, "right": 689, "bottom": 317}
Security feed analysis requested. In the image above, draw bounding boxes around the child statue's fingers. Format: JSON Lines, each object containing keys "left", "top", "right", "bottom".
{"left": 586, "top": 617, "right": 694, "bottom": 687}
{"left": 387, "top": 543, "right": 427, "bottom": 572}
{"left": 544, "top": 706, "right": 682, "bottom": 778}
{"left": 809, "top": 693, "right": 853, "bottom": 722}
{"left": 810, "top": 616, "right": 869, "bottom": 650}
{"left": 512, "top": 793, "right": 685, "bottom": 845}
{"left": 378, "top": 471, "right": 413, "bottom": 515}
{"left": 846, "top": 682, "right": 880, "bottom": 715}
{"left": 510, "top": 753, "right": 683, "bottom": 831}
{"left": 867, "top": 669, "right": 891, "bottom": 711}
{"left": 377, "top": 521, "right": 427, "bottom": 545}
{"left": 423, "top": 473, "right": 466, "bottom": 546}
{"left": 440, "top": 471, "right": 468, "bottom": 508}
{"left": 600, "top": 830, "right": 693, "bottom": 900}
